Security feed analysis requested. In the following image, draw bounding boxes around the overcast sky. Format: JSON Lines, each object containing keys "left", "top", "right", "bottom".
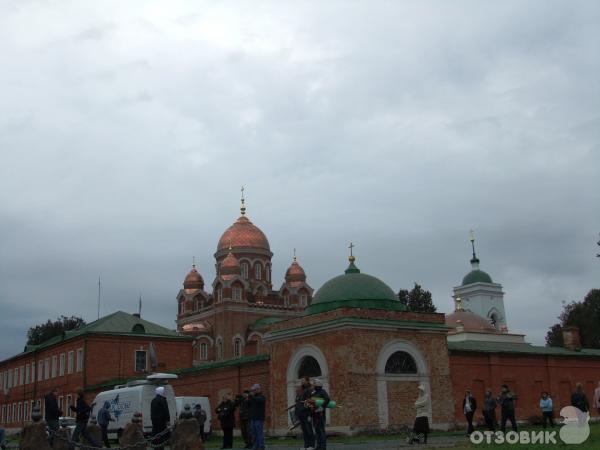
{"left": 1, "top": 0, "right": 599, "bottom": 360}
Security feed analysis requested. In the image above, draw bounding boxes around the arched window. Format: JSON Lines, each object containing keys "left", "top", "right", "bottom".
{"left": 283, "top": 294, "right": 289, "bottom": 306}
{"left": 266, "top": 265, "right": 270, "bottom": 282}
{"left": 300, "top": 294, "right": 308, "bottom": 307}
{"left": 234, "top": 338, "right": 243, "bottom": 358}
{"left": 255, "top": 263, "right": 262, "bottom": 280}
{"left": 216, "top": 339, "right": 223, "bottom": 360}
{"left": 297, "top": 356, "right": 322, "bottom": 378}
{"left": 241, "top": 263, "right": 249, "bottom": 279}
{"left": 384, "top": 351, "right": 417, "bottom": 374}
{"left": 131, "top": 324, "right": 145, "bottom": 334}
{"left": 194, "top": 297, "right": 201, "bottom": 311}
{"left": 178, "top": 300, "right": 185, "bottom": 315}
{"left": 200, "top": 342, "right": 208, "bottom": 360}
{"left": 216, "top": 288, "right": 222, "bottom": 303}
{"left": 232, "top": 287, "right": 242, "bottom": 301}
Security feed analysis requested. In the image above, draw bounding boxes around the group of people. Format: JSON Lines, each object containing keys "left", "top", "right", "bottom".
{"left": 461, "top": 381, "right": 600, "bottom": 436}
{"left": 293, "top": 376, "right": 331, "bottom": 450}
{"left": 216, "top": 383, "right": 266, "bottom": 450}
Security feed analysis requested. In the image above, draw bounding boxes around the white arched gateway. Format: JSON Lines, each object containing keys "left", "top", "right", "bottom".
{"left": 376, "top": 340, "right": 430, "bottom": 429}
{"left": 286, "top": 345, "right": 330, "bottom": 425}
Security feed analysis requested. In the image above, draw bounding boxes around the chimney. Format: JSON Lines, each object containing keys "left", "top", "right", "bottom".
{"left": 562, "top": 326, "right": 582, "bottom": 351}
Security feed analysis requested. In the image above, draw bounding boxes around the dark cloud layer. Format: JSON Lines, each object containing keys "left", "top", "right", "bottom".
{"left": 1, "top": 0, "right": 599, "bottom": 359}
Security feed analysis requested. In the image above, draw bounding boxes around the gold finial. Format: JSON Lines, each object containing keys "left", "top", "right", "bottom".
{"left": 455, "top": 296, "right": 464, "bottom": 311}
{"left": 348, "top": 242, "right": 355, "bottom": 262}
{"left": 293, "top": 248, "right": 297, "bottom": 262}
{"left": 240, "top": 186, "right": 246, "bottom": 216}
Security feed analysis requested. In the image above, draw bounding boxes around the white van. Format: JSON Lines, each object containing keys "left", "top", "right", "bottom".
{"left": 175, "top": 396, "right": 212, "bottom": 437}
{"left": 90, "top": 373, "right": 177, "bottom": 439}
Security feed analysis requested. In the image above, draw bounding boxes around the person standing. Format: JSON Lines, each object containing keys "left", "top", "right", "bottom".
{"left": 311, "top": 379, "right": 330, "bottom": 450}
{"left": 150, "top": 386, "right": 171, "bottom": 450}
{"left": 539, "top": 392, "right": 554, "bottom": 428}
{"left": 44, "top": 387, "right": 62, "bottom": 447}
{"left": 295, "top": 377, "right": 314, "bottom": 450}
{"left": 0, "top": 425, "right": 6, "bottom": 450}
{"left": 249, "top": 384, "right": 266, "bottom": 450}
{"left": 193, "top": 403, "right": 207, "bottom": 442}
{"left": 497, "top": 385, "right": 518, "bottom": 433}
{"left": 571, "top": 382, "right": 589, "bottom": 413}
{"left": 411, "top": 383, "right": 430, "bottom": 444}
{"left": 236, "top": 391, "right": 253, "bottom": 449}
{"left": 97, "top": 400, "right": 115, "bottom": 447}
{"left": 216, "top": 393, "right": 236, "bottom": 449}
{"left": 482, "top": 389, "right": 496, "bottom": 431}
{"left": 69, "top": 388, "right": 101, "bottom": 448}
{"left": 462, "top": 390, "right": 477, "bottom": 436}
{"left": 594, "top": 381, "right": 600, "bottom": 416}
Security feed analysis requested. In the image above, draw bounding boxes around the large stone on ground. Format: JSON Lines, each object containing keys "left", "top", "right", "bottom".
{"left": 120, "top": 412, "right": 146, "bottom": 450}
{"left": 19, "top": 422, "right": 51, "bottom": 450}
{"left": 170, "top": 417, "right": 204, "bottom": 450}
{"left": 83, "top": 422, "right": 103, "bottom": 447}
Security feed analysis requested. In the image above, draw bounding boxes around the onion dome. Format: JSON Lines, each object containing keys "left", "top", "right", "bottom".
{"left": 183, "top": 265, "right": 204, "bottom": 290}
{"left": 217, "top": 216, "right": 270, "bottom": 252}
{"left": 305, "top": 251, "right": 405, "bottom": 315}
{"left": 446, "top": 310, "right": 497, "bottom": 333}
{"left": 462, "top": 231, "right": 493, "bottom": 285}
{"left": 285, "top": 253, "right": 306, "bottom": 283}
{"left": 220, "top": 250, "right": 241, "bottom": 277}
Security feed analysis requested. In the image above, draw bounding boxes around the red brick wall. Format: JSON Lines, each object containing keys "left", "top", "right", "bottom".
{"left": 449, "top": 351, "right": 600, "bottom": 423}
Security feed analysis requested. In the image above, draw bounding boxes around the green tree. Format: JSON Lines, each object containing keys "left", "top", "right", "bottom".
{"left": 546, "top": 289, "right": 600, "bottom": 348}
{"left": 26, "top": 315, "right": 86, "bottom": 345}
{"left": 398, "top": 283, "right": 437, "bottom": 313}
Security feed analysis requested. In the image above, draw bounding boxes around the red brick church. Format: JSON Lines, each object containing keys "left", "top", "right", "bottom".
{"left": 1, "top": 196, "right": 599, "bottom": 434}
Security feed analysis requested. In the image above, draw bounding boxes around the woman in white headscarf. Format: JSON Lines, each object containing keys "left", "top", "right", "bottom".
{"left": 411, "top": 383, "right": 430, "bottom": 445}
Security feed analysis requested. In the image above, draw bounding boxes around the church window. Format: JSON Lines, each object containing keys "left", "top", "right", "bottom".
{"left": 297, "top": 356, "right": 322, "bottom": 378}
{"left": 255, "top": 264, "right": 262, "bottom": 280}
{"left": 234, "top": 338, "right": 243, "bottom": 358}
{"left": 384, "top": 351, "right": 417, "bottom": 374}
{"left": 135, "top": 350, "right": 147, "bottom": 372}
{"left": 233, "top": 287, "right": 242, "bottom": 301}
{"left": 216, "top": 339, "right": 223, "bottom": 360}
{"left": 283, "top": 295, "right": 289, "bottom": 306}
{"left": 241, "top": 263, "right": 248, "bottom": 279}
{"left": 300, "top": 295, "right": 308, "bottom": 307}
{"left": 216, "top": 288, "right": 222, "bottom": 303}
{"left": 266, "top": 265, "right": 270, "bottom": 282}
{"left": 200, "top": 342, "right": 208, "bottom": 360}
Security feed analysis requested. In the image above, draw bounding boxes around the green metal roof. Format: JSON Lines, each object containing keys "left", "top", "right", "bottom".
{"left": 448, "top": 340, "right": 600, "bottom": 357}
{"left": 462, "top": 269, "right": 493, "bottom": 285}
{"left": 250, "top": 317, "right": 283, "bottom": 330}
{"left": 305, "top": 261, "right": 404, "bottom": 315}
{"left": 22, "top": 311, "right": 189, "bottom": 354}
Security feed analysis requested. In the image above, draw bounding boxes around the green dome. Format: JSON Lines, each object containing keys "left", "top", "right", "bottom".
{"left": 462, "top": 269, "right": 493, "bottom": 285}
{"left": 304, "top": 261, "right": 405, "bottom": 315}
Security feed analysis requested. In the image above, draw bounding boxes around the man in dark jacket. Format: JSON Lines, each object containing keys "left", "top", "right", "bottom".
{"left": 249, "top": 384, "right": 266, "bottom": 450}
{"left": 462, "top": 390, "right": 477, "bottom": 436}
{"left": 97, "top": 400, "right": 115, "bottom": 448}
{"left": 571, "top": 382, "right": 590, "bottom": 412}
{"left": 44, "top": 387, "right": 62, "bottom": 447}
{"left": 295, "top": 377, "right": 314, "bottom": 450}
{"left": 216, "top": 393, "right": 236, "bottom": 449}
{"left": 70, "top": 388, "right": 101, "bottom": 448}
{"left": 150, "top": 386, "right": 171, "bottom": 450}
{"left": 482, "top": 389, "right": 497, "bottom": 431}
{"left": 311, "top": 379, "right": 330, "bottom": 450}
{"left": 193, "top": 403, "right": 207, "bottom": 442}
{"left": 236, "top": 391, "right": 253, "bottom": 449}
{"left": 497, "top": 385, "right": 518, "bottom": 433}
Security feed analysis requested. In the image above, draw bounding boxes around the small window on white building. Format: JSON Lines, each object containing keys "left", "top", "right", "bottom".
{"left": 135, "top": 350, "right": 147, "bottom": 372}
